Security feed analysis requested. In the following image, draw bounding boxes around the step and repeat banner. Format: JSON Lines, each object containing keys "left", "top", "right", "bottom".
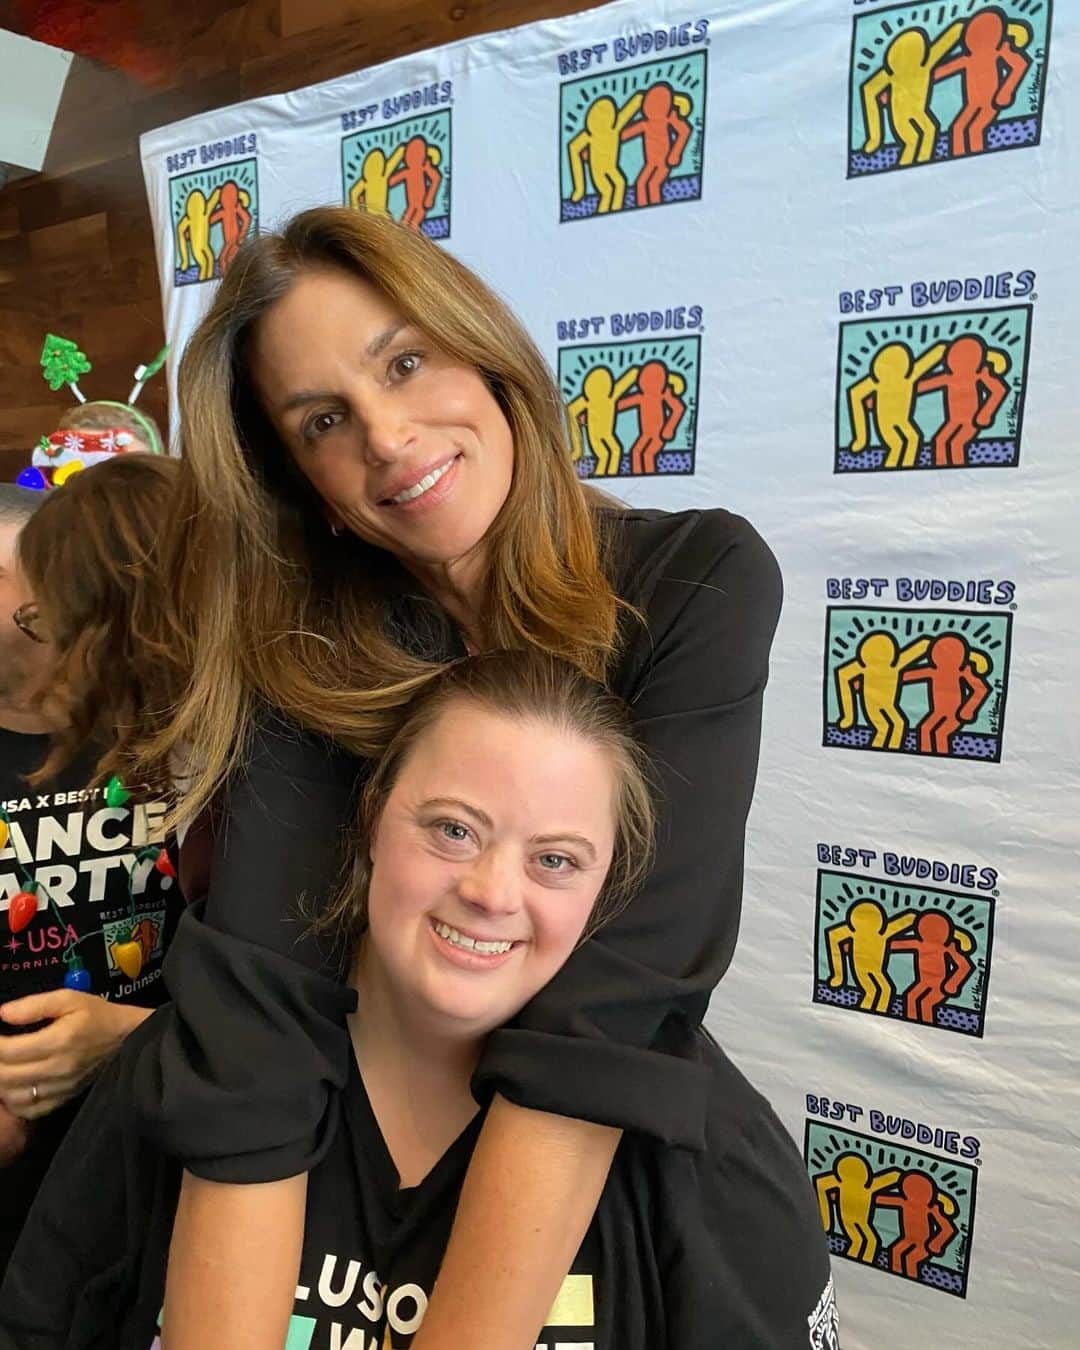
{"left": 140, "top": 1, "right": 1078, "bottom": 1345}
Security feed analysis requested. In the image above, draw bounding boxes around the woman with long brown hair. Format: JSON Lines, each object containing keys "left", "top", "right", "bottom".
{"left": 142, "top": 206, "right": 783, "bottom": 1349}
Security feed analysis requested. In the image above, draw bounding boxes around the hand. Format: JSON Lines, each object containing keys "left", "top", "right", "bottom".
{"left": 0, "top": 990, "right": 151, "bottom": 1120}
{"left": 0, "top": 1099, "right": 30, "bottom": 1166}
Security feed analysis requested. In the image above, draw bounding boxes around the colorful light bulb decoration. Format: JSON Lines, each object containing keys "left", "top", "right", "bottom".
{"left": 7, "top": 888, "right": 38, "bottom": 934}
{"left": 16, "top": 466, "right": 48, "bottom": 491}
{"left": 110, "top": 933, "right": 144, "bottom": 980}
{"left": 154, "top": 848, "right": 176, "bottom": 879}
{"left": 104, "top": 774, "right": 131, "bottom": 808}
{"left": 63, "top": 960, "right": 92, "bottom": 993}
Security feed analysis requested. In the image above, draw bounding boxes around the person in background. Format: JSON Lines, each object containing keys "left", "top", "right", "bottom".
{"left": 0, "top": 461, "right": 184, "bottom": 1271}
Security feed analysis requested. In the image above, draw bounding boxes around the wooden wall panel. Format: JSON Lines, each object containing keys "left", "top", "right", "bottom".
{"left": 0, "top": 0, "right": 607, "bottom": 480}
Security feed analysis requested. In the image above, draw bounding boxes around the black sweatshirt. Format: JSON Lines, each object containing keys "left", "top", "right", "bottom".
{"left": 0, "top": 1010, "right": 838, "bottom": 1350}
{"left": 137, "top": 508, "right": 784, "bottom": 1177}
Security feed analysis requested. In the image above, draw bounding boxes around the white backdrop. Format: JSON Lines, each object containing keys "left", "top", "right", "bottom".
{"left": 140, "top": 2, "right": 1079, "bottom": 1345}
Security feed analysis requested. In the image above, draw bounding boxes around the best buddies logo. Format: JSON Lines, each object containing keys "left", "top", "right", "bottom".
{"left": 835, "top": 271, "right": 1036, "bottom": 473}
{"left": 822, "top": 577, "right": 1015, "bottom": 762}
{"left": 847, "top": 0, "right": 1052, "bottom": 177}
{"left": 557, "top": 21, "right": 709, "bottom": 221}
{"left": 812, "top": 843, "right": 998, "bottom": 1037}
{"left": 556, "top": 304, "right": 702, "bottom": 478}
{"left": 805, "top": 1097, "right": 981, "bottom": 1297}
{"left": 167, "top": 135, "right": 258, "bottom": 286}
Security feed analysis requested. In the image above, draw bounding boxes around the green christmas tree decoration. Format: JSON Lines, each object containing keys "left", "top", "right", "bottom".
{"left": 40, "top": 334, "right": 92, "bottom": 401}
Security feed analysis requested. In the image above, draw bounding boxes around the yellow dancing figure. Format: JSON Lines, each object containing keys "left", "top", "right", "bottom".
{"left": 860, "top": 23, "right": 964, "bottom": 166}
{"left": 848, "top": 341, "right": 947, "bottom": 469}
{"left": 566, "top": 365, "right": 640, "bottom": 476}
{"left": 567, "top": 91, "right": 645, "bottom": 214}
{"left": 349, "top": 145, "right": 406, "bottom": 217}
{"left": 816, "top": 1154, "right": 902, "bottom": 1265}
{"left": 825, "top": 900, "right": 916, "bottom": 1012}
{"left": 177, "top": 186, "right": 222, "bottom": 282}
{"left": 835, "top": 631, "right": 931, "bottom": 750}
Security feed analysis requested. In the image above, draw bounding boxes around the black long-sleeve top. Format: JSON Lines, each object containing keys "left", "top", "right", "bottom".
{"left": 137, "top": 507, "right": 783, "bottom": 1179}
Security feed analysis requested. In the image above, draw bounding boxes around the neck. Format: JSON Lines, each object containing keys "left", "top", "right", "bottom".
{"left": 0, "top": 696, "right": 53, "bottom": 736}
{"left": 402, "top": 549, "right": 487, "bottom": 651}
{"left": 349, "top": 941, "right": 482, "bottom": 1188}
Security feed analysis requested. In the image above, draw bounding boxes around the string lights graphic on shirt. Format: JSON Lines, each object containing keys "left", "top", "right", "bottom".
{"left": 814, "top": 870, "right": 995, "bottom": 1036}
{"left": 848, "top": 0, "right": 1052, "bottom": 177}
{"left": 170, "top": 159, "right": 257, "bottom": 286}
{"left": 559, "top": 52, "right": 707, "bottom": 221}
{"left": 558, "top": 336, "right": 700, "bottom": 478}
{"left": 836, "top": 305, "right": 1033, "bottom": 472}
{"left": 342, "top": 111, "right": 451, "bottom": 239}
{"left": 806, "top": 1122, "right": 978, "bottom": 1297}
{"left": 823, "top": 607, "right": 1012, "bottom": 762}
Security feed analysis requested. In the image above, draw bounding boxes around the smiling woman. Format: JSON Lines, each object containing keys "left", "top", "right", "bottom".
{"left": 2, "top": 653, "right": 833, "bottom": 1348}
{"left": 123, "top": 205, "right": 784, "bottom": 1350}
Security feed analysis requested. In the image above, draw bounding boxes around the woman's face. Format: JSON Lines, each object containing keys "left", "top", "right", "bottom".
{"left": 365, "top": 701, "right": 617, "bottom": 1039}
{"left": 249, "top": 267, "right": 515, "bottom": 571}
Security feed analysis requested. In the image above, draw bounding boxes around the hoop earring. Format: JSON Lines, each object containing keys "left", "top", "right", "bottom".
{"left": 330, "top": 523, "right": 342, "bottom": 537}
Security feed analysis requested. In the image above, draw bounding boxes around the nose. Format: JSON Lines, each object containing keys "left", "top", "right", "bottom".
{"left": 455, "top": 848, "right": 522, "bottom": 919}
{"left": 353, "top": 385, "right": 416, "bottom": 465}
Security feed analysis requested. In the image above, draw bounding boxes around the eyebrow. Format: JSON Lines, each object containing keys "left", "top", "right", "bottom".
{"left": 421, "top": 798, "right": 598, "bottom": 862}
{"left": 277, "top": 323, "right": 409, "bottom": 414}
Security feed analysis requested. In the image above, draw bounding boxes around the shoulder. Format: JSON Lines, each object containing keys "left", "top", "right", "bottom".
{"left": 605, "top": 506, "right": 781, "bottom": 624}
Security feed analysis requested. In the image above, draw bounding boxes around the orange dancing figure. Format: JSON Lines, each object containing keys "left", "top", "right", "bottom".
{"left": 901, "top": 634, "right": 991, "bottom": 755}
{"left": 887, "top": 912, "right": 975, "bottom": 1025}
{"left": 619, "top": 83, "right": 693, "bottom": 207}
{"left": 935, "top": 9, "right": 1032, "bottom": 158}
{"left": 874, "top": 1172, "right": 958, "bottom": 1279}
{"left": 209, "top": 180, "right": 252, "bottom": 276}
{"left": 916, "top": 334, "right": 1010, "bottom": 467}
{"left": 389, "top": 136, "right": 442, "bottom": 230}
{"left": 617, "top": 360, "right": 687, "bottom": 474}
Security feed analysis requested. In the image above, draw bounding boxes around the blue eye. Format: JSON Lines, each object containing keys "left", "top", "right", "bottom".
{"left": 538, "top": 853, "right": 574, "bottom": 871}
{"left": 439, "top": 821, "right": 469, "bottom": 842}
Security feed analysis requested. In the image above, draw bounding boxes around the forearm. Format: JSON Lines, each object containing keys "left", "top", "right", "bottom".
{"left": 413, "top": 1095, "right": 620, "bottom": 1350}
{"left": 163, "top": 1170, "right": 306, "bottom": 1349}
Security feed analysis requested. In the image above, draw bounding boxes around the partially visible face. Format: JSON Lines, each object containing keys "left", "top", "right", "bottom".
{"left": 0, "top": 522, "right": 53, "bottom": 707}
{"left": 364, "top": 701, "right": 618, "bottom": 1038}
{"left": 250, "top": 267, "right": 515, "bottom": 573}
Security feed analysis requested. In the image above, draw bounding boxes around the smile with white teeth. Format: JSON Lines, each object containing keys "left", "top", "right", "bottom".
{"left": 433, "top": 920, "right": 514, "bottom": 955}
{"left": 387, "top": 457, "right": 455, "bottom": 505}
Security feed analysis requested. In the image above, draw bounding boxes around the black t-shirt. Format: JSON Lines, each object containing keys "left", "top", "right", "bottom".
{"left": 139, "top": 507, "right": 784, "bottom": 1178}
{"left": 0, "top": 1012, "right": 838, "bottom": 1350}
{"left": 0, "top": 731, "right": 180, "bottom": 1011}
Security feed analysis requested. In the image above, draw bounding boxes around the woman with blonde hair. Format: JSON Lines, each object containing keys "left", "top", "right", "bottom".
{"left": 140, "top": 206, "right": 783, "bottom": 1348}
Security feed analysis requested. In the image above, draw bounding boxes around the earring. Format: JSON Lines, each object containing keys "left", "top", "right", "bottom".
{"left": 330, "top": 522, "right": 342, "bottom": 537}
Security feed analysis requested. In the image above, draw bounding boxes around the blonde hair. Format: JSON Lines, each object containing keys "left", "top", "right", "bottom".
{"left": 325, "top": 650, "right": 655, "bottom": 944}
{"left": 143, "top": 207, "right": 628, "bottom": 829}
{"left": 17, "top": 454, "right": 184, "bottom": 787}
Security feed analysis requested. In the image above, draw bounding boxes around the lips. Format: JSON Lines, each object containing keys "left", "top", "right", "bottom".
{"left": 379, "top": 453, "right": 460, "bottom": 506}
{"left": 428, "top": 917, "right": 522, "bottom": 969}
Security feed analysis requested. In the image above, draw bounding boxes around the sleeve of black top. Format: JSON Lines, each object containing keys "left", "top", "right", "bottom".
{"left": 475, "top": 513, "right": 782, "bottom": 1149}
{"left": 133, "top": 716, "right": 363, "bottom": 1182}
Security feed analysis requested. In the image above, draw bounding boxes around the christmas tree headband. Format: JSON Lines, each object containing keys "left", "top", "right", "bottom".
{"left": 19, "top": 334, "right": 170, "bottom": 490}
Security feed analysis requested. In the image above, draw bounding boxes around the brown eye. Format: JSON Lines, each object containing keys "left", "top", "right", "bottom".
{"left": 392, "top": 352, "right": 423, "bottom": 379}
{"left": 304, "top": 412, "right": 341, "bottom": 440}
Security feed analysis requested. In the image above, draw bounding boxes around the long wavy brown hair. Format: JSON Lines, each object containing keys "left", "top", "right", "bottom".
{"left": 146, "top": 207, "right": 627, "bottom": 828}
{"left": 17, "top": 454, "right": 184, "bottom": 788}
{"left": 324, "top": 650, "right": 656, "bottom": 946}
